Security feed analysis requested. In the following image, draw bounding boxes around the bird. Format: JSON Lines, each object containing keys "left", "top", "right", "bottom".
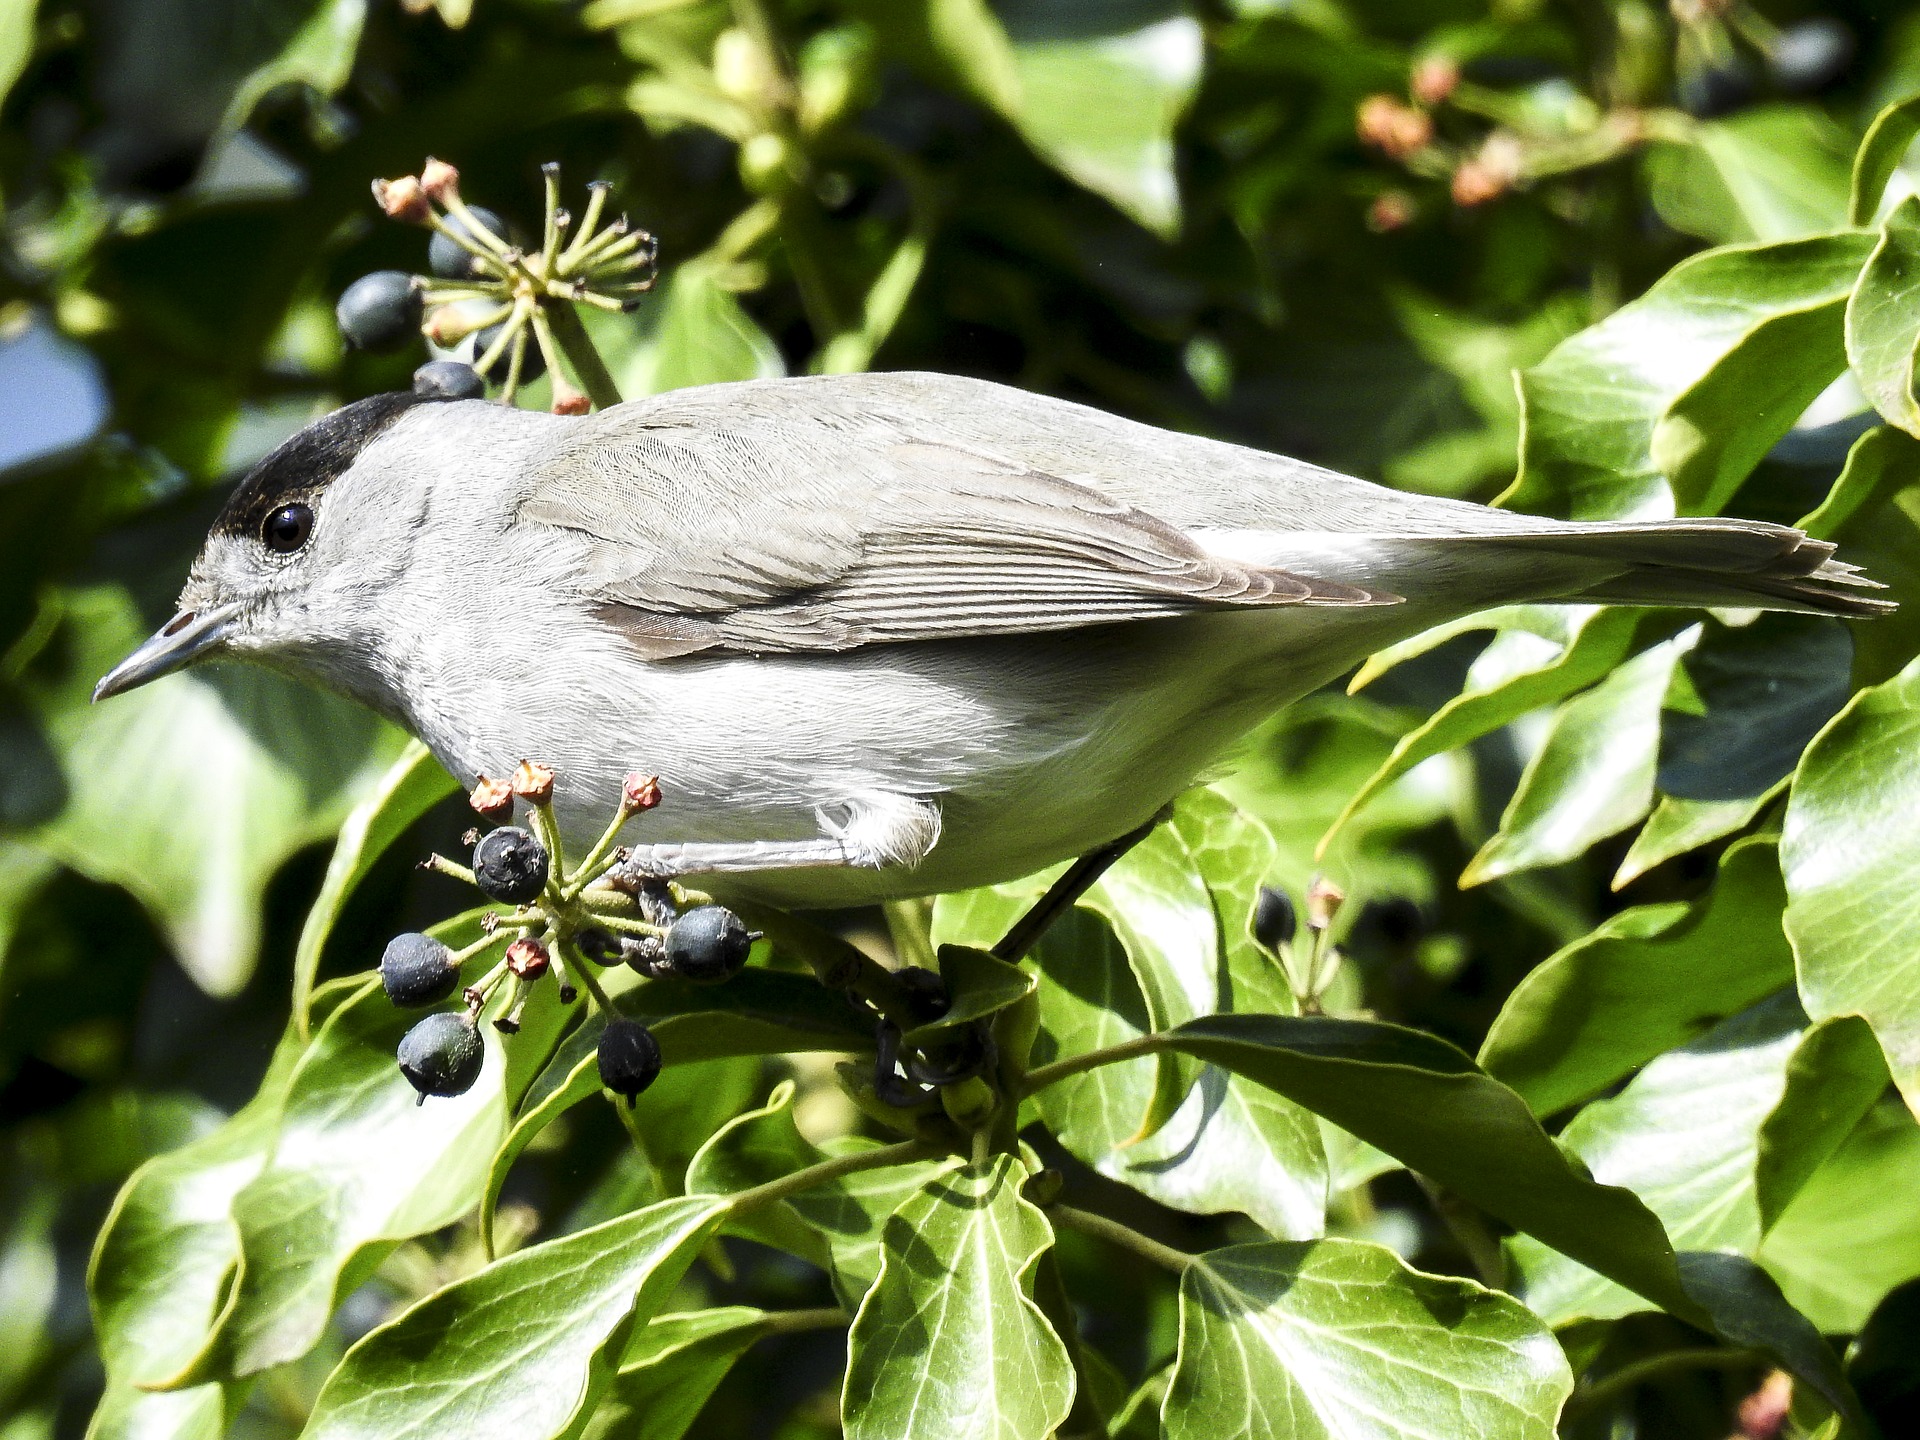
{"left": 93, "top": 370, "right": 1890, "bottom": 909}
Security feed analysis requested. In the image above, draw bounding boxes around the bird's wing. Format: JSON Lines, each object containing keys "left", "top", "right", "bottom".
{"left": 515, "top": 400, "right": 1393, "bottom": 658}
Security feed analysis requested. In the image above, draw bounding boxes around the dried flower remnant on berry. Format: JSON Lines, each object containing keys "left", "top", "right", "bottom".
{"left": 624, "top": 772, "right": 662, "bottom": 812}
{"left": 1306, "top": 875, "right": 1346, "bottom": 931}
{"left": 372, "top": 175, "right": 432, "bottom": 224}
{"left": 470, "top": 774, "right": 514, "bottom": 822}
{"left": 506, "top": 937, "right": 551, "bottom": 979}
{"left": 511, "top": 759, "right": 556, "bottom": 805}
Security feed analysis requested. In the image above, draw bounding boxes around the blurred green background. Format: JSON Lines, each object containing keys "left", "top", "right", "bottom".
{"left": 3, "top": 0, "right": 1918, "bottom": 1435}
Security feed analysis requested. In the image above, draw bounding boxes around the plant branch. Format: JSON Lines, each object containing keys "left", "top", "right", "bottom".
{"left": 1049, "top": 1204, "right": 1194, "bottom": 1276}
{"left": 544, "top": 302, "right": 623, "bottom": 410}
{"left": 727, "top": 1140, "right": 938, "bottom": 1216}
{"left": 755, "top": 1306, "right": 849, "bottom": 1338}
{"left": 1019, "top": 1034, "right": 1163, "bottom": 1097}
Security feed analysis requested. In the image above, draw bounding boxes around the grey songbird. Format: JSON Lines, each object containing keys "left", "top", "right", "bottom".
{"left": 94, "top": 372, "right": 1890, "bottom": 907}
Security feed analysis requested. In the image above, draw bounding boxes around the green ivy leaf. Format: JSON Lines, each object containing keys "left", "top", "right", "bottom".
{"left": 478, "top": 970, "right": 873, "bottom": 1253}
{"left": 788, "top": 1138, "right": 951, "bottom": 1310}
{"left": 582, "top": 1308, "right": 771, "bottom": 1440}
{"left": 1845, "top": 195, "right": 1920, "bottom": 439}
{"left": 1850, "top": 91, "right": 1920, "bottom": 227}
{"left": 1480, "top": 837, "right": 1795, "bottom": 1116}
{"left": 303, "top": 1196, "right": 728, "bottom": 1440}
{"left": 1164, "top": 1239, "right": 1572, "bottom": 1440}
{"left": 585, "top": 267, "right": 785, "bottom": 400}
{"left": 175, "top": 922, "right": 571, "bottom": 1382}
{"left": 217, "top": 0, "right": 366, "bottom": 137}
{"left": 1461, "top": 634, "right": 1686, "bottom": 886}
{"left": 291, "top": 740, "right": 457, "bottom": 1039}
{"left": 1500, "top": 233, "right": 1872, "bottom": 519}
{"left": 842, "top": 1154, "right": 1074, "bottom": 1440}
{"left": 25, "top": 586, "right": 404, "bottom": 995}
{"left": 998, "top": 0, "right": 1203, "bottom": 238}
{"left": 1782, "top": 652, "right": 1920, "bottom": 1114}
{"left": 1511, "top": 997, "right": 1806, "bottom": 1323}
{"left": 1795, "top": 425, "right": 1920, "bottom": 541}
{"left": 684, "top": 1081, "right": 832, "bottom": 1266}
{"left": 905, "top": 943, "right": 1036, "bottom": 1045}
{"left": 1645, "top": 107, "right": 1853, "bottom": 247}
{"left": 1326, "top": 607, "right": 1642, "bottom": 851}
{"left": 1754, "top": 1015, "right": 1891, "bottom": 1228}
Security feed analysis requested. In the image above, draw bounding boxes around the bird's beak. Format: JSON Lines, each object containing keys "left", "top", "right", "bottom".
{"left": 92, "top": 604, "right": 239, "bottom": 702}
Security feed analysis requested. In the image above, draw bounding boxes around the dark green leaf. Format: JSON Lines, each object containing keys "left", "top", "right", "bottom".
{"left": 684, "top": 1081, "right": 832, "bottom": 1265}
{"left": 1164, "top": 1239, "right": 1571, "bottom": 1440}
{"left": 303, "top": 1197, "right": 728, "bottom": 1440}
{"left": 583, "top": 1308, "right": 771, "bottom": 1440}
{"left": 1480, "top": 838, "right": 1795, "bottom": 1116}
{"left": 1795, "top": 424, "right": 1920, "bottom": 540}
{"left": 905, "top": 943, "right": 1035, "bottom": 1044}
{"left": 842, "top": 1154, "right": 1074, "bottom": 1440}
{"left": 1755, "top": 1015, "right": 1890, "bottom": 1228}
{"left": 1782, "top": 653, "right": 1920, "bottom": 1112}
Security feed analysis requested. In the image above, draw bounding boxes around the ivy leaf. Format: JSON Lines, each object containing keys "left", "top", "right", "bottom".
{"left": 478, "top": 970, "right": 873, "bottom": 1253}
{"left": 1460, "top": 634, "right": 1687, "bottom": 886}
{"left": 217, "top": 0, "right": 366, "bottom": 137}
{"left": 1500, "top": 233, "right": 1872, "bottom": 519}
{"left": 684, "top": 1081, "right": 832, "bottom": 1266}
{"left": 1078, "top": 821, "right": 1219, "bottom": 1140}
{"left": 1164, "top": 1239, "right": 1572, "bottom": 1440}
{"left": 789, "top": 1138, "right": 951, "bottom": 1310}
{"left": 1782, "top": 652, "right": 1920, "bottom": 1114}
{"left": 174, "top": 921, "right": 572, "bottom": 1382}
{"left": 585, "top": 267, "right": 784, "bottom": 400}
{"left": 1851, "top": 91, "right": 1920, "bottom": 227}
{"left": 1480, "top": 837, "right": 1795, "bottom": 1116}
{"left": 997, "top": 0, "right": 1204, "bottom": 238}
{"left": 1645, "top": 107, "right": 1853, "bottom": 246}
{"left": 25, "top": 585, "right": 403, "bottom": 995}
{"left": 842, "top": 1154, "right": 1074, "bottom": 1440}
{"left": 86, "top": 981, "right": 363, "bottom": 1438}
{"left": 582, "top": 1308, "right": 771, "bottom": 1440}
{"left": 1755, "top": 1015, "right": 1891, "bottom": 1228}
{"left": 1845, "top": 195, "right": 1920, "bottom": 439}
{"left": 291, "top": 739, "right": 458, "bottom": 1039}
{"left": 302, "top": 1197, "right": 728, "bottom": 1440}
{"left": 1326, "top": 608, "right": 1642, "bottom": 851}
{"left": 906, "top": 943, "right": 1035, "bottom": 1045}
{"left": 1511, "top": 997, "right": 1807, "bottom": 1324}
{"left": 1795, "top": 425, "right": 1920, "bottom": 541}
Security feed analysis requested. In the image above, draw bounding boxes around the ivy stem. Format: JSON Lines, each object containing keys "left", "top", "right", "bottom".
{"left": 569, "top": 948, "right": 615, "bottom": 1014}
{"left": 728, "top": 1140, "right": 937, "bottom": 1216}
{"left": 545, "top": 301, "right": 623, "bottom": 411}
{"left": 1562, "top": 1348, "right": 1763, "bottom": 1419}
{"left": 1049, "top": 1204, "right": 1193, "bottom": 1276}
{"left": 1019, "top": 1034, "right": 1163, "bottom": 1098}
{"left": 755, "top": 1306, "right": 849, "bottom": 1337}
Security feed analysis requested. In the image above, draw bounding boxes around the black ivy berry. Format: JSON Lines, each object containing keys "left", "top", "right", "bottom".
{"left": 472, "top": 826, "right": 549, "bottom": 905}
{"left": 894, "top": 966, "right": 950, "bottom": 1025}
{"left": 428, "top": 205, "right": 507, "bottom": 280}
{"left": 598, "top": 1018, "right": 662, "bottom": 1107}
{"left": 397, "top": 1012, "right": 484, "bottom": 1101}
{"left": 663, "top": 906, "right": 757, "bottom": 983}
{"left": 413, "top": 359, "right": 485, "bottom": 400}
{"left": 380, "top": 932, "right": 459, "bottom": 1008}
{"left": 336, "top": 271, "right": 422, "bottom": 352}
{"left": 475, "top": 320, "right": 546, "bottom": 382}
{"left": 1677, "top": 59, "right": 1755, "bottom": 119}
{"left": 1253, "top": 886, "right": 1297, "bottom": 951}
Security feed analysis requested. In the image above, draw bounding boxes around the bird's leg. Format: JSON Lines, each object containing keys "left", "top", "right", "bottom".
{"left": 992, "top": 808, "right": 1171, "bottom": 962}
{"left": 607, "top": 792, "right": 940, "bottom": 882}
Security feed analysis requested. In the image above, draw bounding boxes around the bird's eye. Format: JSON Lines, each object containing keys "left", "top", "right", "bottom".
{"left": 262, "top": 503, "right": 314, "bottom": 554}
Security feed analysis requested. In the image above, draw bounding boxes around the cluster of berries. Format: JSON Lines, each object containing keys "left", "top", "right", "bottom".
{"left": 380, "top": 761, "right": 761, "bottom": 1110}
{"left": 332, "top": 158, "right": 657, "bottom": 410}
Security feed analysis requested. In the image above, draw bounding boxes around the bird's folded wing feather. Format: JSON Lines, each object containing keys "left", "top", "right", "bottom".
{"left": 515, "top": 415, "right": 1392, "bottom": 657}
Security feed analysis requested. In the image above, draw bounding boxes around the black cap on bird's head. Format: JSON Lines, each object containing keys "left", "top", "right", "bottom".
{"left": 92, "top": 379, "right": 476, "bottom": 702}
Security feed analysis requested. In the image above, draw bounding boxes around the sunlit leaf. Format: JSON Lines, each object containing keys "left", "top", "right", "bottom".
{"left": 1845, "top": 195, "right": 1920, "bottom": 439}
{"left": 842, "top": 1154, "right": 1074, "bottom": 1440}
{"left": 1480, "top": 838, "right": 1795, "bottom": 1117}
{"left": 218, "top": 0, "right": 367, "bottom": 136}
{"left": 583, "top": 1308, "right": 772, "bottom": 1440}
{"left": 1164, "top": 1239, "right": 1572, "bottom": 1440}
{"left": 1851, "top": 91, "right": 1920, "bottom": 227}
{"left": 1501, "top": 233, "right": 1872, "bottom": 519}
{"left": 303, "top": 1197, "right": 728, "bottom": 1440}
{"left": 1646, "top": 107, "right": 1853, "bottom": 246}
{"left": 1782, "top": 652, "right": 1920, "bottom": 1115}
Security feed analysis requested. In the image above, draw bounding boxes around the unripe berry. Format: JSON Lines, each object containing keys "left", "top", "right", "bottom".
{"left": 598, "top": 1019, "right": 662, "bottom": 1107}
{"left": 397, "top": 1012, "right": 484, "bottom": 1100}
{"left": 472, "top": 826, "right": 549, "bottom": 905}
{"left": 663, "top": 906, "right": 757, "bottom": 983}
{"left": 380, "top": 932, "right": 460, "bottom": 1008}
